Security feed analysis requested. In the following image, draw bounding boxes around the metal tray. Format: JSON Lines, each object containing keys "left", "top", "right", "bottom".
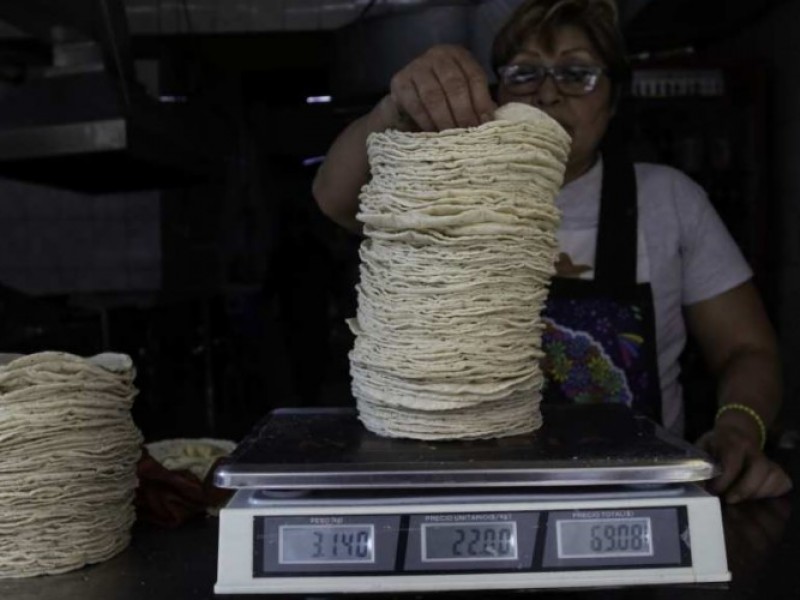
{"left": 215, "top": 404, "right": 716, "bottom": 490}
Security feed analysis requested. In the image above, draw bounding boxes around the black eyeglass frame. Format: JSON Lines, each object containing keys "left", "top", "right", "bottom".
{"left": 496, "top": 64, "right": 611, "bottom": 97}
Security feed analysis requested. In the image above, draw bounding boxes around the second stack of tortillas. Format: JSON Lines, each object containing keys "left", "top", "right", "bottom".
{"left": 348, "top": 103, "right": 571, "bottom": 440}
{"left": 0, "top": 352, "right": 142, "bottom": 579}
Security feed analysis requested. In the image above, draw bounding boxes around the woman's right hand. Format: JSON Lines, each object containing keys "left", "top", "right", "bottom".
{"left": 379, "top": 44, "right": 497, "bottom": 132}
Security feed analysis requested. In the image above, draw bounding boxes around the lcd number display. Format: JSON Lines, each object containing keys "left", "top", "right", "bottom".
{"left": 279, "top": 525, "right": 376, "bottom": 564}
{"left": 422, "top": 522, "right": 518, "bottom": 562}
{"left": 557, "top": 518, "right": 653, "bottom": 559}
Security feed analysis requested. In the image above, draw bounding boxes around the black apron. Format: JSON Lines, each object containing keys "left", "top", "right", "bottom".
{"left": 540, "top": 150, "right": 663, "bottom": 423}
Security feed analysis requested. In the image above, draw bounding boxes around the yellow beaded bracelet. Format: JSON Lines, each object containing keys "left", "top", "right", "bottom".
{"left": 715, "top": 403, "right": 766, "bottom": 449}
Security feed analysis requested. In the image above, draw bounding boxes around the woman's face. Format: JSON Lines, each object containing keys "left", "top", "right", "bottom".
{"left": 497, "top": 25, "right": 613, "bottom": 180}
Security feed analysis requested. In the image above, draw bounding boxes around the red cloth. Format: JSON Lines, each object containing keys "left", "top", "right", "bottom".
{"left": 135, "top": 448, "right": 232, "bottom": 528}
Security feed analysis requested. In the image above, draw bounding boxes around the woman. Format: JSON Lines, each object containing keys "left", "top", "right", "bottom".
{"left": 312, "top": 0, "right": 792, "bottom": 503}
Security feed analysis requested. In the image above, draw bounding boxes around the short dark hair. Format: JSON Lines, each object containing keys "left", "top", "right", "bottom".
{"left": 492, "top": 0, "right": 630, "bottom": 98}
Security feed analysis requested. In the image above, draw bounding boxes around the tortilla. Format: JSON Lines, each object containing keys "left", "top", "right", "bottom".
{"left": 0, "top": 352, "right": 142, "bottom": 579}
{"left": 349, "top": 103, "right": 571, "bottom": 439}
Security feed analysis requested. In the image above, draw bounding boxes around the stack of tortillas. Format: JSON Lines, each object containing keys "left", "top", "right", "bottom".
{"left": 349, "top": 102, "right": 571, "bottom": 440}
{"left": 0, "top": 351, "right": 142, "bottom": 578}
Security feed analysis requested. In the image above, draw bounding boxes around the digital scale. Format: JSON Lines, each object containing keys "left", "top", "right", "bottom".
{"left": 214, "top": 404, "right": 730, "bottom": 595}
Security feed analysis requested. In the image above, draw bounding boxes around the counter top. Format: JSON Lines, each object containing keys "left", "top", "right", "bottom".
{"left": 2, "top": 455, "right": 798, "bottom": 600}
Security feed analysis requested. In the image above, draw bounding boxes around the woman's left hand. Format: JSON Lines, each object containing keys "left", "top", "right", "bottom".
{"left": 697, "top": 418, "right": 793, "bottom": 504}
{"left": 686, "top": 282, "right": 791, "bottom": 504}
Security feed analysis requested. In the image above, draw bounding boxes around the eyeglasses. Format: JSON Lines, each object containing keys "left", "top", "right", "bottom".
{"left": 497, "top": 64, "right": 608, "bottom": 97}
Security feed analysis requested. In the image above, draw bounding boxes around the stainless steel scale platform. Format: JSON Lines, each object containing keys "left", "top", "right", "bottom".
{"left": 214, "top": 404, "right": 731, "bottom": 595}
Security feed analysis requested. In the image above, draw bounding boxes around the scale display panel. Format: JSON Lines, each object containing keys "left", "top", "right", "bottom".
{"left": 542, "top": 508, "right": 688, "bottom": 569}
{"left": 256, "top": 515, "right": 400, "bottom": 574}
{"left": 556, "top": 517, "right": 654, "bottom": 559}
{"left": 406, "top": 512, "right": 538, "bottom": 572}
{"left": 251, "top": 507, "right": 689, "bottom": 578}
{"left": 421, "top": 521, "right": 519, "bottom": 561}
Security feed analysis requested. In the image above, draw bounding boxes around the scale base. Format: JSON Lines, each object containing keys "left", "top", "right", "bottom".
{"left": 215, "top": 484, "right": 730, "bottom": 595}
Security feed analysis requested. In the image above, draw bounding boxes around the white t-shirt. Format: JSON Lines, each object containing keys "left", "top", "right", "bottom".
{"left": 554, "top": 159, "right": 752, "bottom": 435}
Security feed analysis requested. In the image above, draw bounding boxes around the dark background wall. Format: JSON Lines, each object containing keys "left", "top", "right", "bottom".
{"left": 0, "top": 0, "right": 797, "bottom": 445}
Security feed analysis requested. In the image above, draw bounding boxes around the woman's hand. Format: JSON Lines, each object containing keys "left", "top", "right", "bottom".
{"left": 385, "top": 44, "right": 497, "bottom": 132}
{"left": 686, "top": 282, "right": 791, "bottom": 503}
{"left": 697, "top": 414, "right": 793, "bottom": 504}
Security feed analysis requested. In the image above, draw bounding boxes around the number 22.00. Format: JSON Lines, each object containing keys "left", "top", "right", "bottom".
{"left": 452, "top": 528, "right": 512, "bottom": 557}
